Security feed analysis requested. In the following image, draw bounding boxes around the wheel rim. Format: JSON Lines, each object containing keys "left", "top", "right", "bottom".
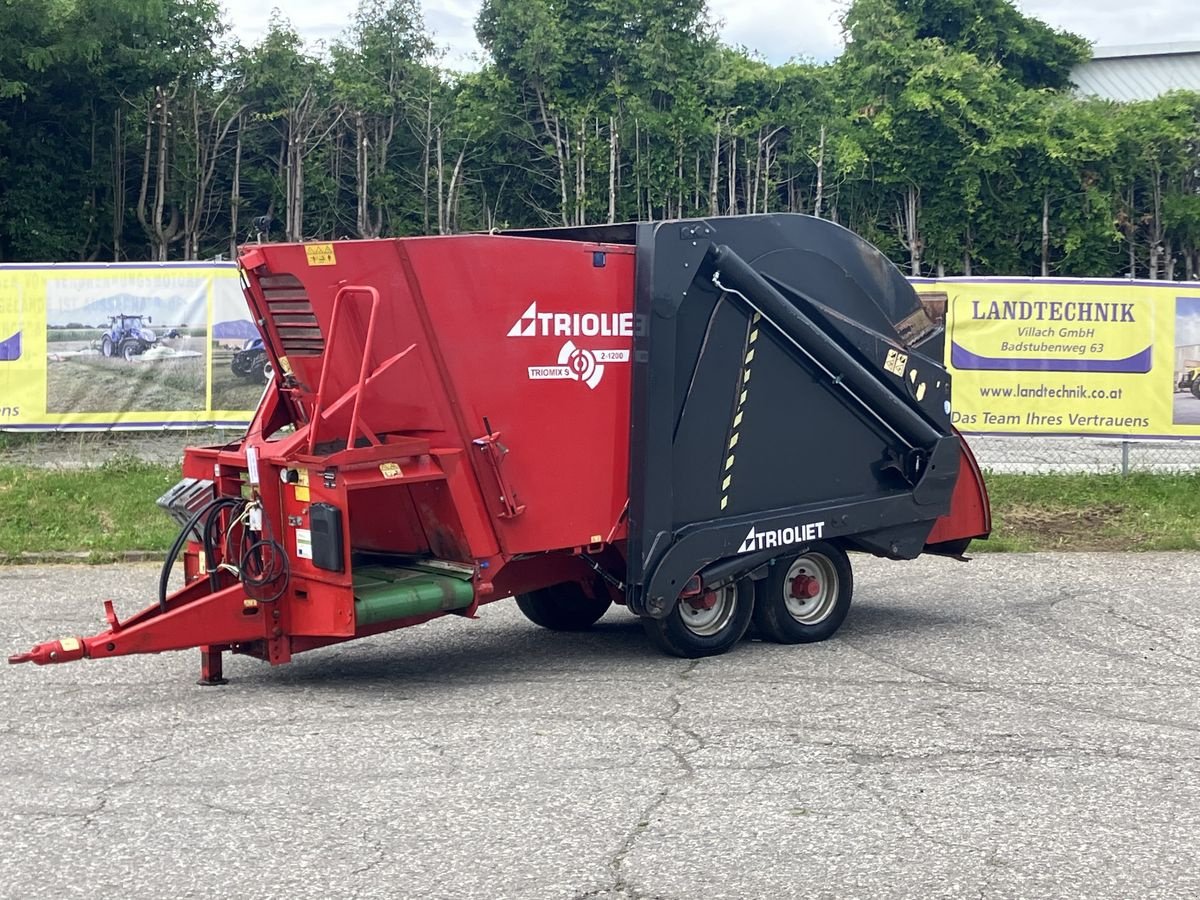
{"left": 782, "top": 554, "right": 839, "bottom": 625}
{"left": 678, "top": 584, "right": 738, "bottom": 637}
{"left": 263, "top": 360, "right": 274, "bottom": 382}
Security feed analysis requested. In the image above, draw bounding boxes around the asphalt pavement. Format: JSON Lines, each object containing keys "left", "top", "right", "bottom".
{"left": 2, "top": 554, "right": 1199, "bottom": 899}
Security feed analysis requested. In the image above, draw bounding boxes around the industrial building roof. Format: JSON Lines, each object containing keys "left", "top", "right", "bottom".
{"left": 1072, "top": 41, "right": 1200, "bottom": 101}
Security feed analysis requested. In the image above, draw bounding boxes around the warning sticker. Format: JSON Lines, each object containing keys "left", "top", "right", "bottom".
{"left": 884, "top": 348, "right": 909, "bottom": 377}
{"left": 295, "top": 528, "right": 313, "bottom": 560}
{"left": 305, "top": 243, "right": 337, "bottom": 266}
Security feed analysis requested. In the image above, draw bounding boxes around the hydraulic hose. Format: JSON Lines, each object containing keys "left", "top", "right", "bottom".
{"left": 158, "top": 496, "right": 244, "bottom": 612}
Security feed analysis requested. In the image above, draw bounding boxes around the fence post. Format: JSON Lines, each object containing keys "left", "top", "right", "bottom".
{"left": 1121, "top": 441, "right": 1130, "bottom": 476}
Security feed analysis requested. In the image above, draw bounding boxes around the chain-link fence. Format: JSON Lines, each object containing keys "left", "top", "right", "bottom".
{"left": 0, "top": 429, "right": 238, "bottom": 469}
{"left": 3, "top": 428, "right": 1199, "bottom": 475}
{"left": 963, "top": 434, "right": 1200, "bottom": 474}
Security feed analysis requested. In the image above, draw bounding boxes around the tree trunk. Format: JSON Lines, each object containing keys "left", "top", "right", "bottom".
{"left": 534, "top": 89, "right": 570, "bottom": 227}
{"left": 608, "top": 115, "right": 617, "bottom": 224}
{"left": 709, "top": 121, "right": 720, "bottom": 216}
{"left": 762, "top": 136, "right": 771, "bottom": 214}
{"left": 356, "top": 113, "right": 369, "bottom": 237}
{"left": 676, "top": 142, "right": 683, "bottom": 218}
{"left": 423, "top": 90, "right": 432, "bottom": 234}
{"left": 436, "top": 125, "right": 445, "bottom": 235}
{"left": 1149, "top": 170, "right": 1163, "bottom": 279}
{"left": 635, "top": 118, "right": 642, "bottom": 221}
{"left": 814, "top": 125, "right": 825, "bottom": 219}
{"left": 575, "top": 114, "right": 586, "bottom": 226}
{"left": 894, "top": 186, "right": 922, "bottom": 277}
{"left": 112, "top": 107, "right": 125, "bottom": 261}
{"left": 1126, "top": 186, "right": 1137, "bottom": 277}
{"left": 153, "top": 88, "right": 173, "bottom": 260}
{"left": 727, "top": 137, "right": 736, "bottom": 214}
{"left": 229, "top": 113, "right": 242, "bottom": 257}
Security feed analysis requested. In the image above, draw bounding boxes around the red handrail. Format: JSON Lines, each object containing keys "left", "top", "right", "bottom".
{"left": 307, "top": 285, "right": 382, "bottom": 455}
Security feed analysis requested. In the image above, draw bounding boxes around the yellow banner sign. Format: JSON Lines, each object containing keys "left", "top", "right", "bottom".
{"left": 920, "top": 279, "right": 1200, "bottom": 438}
{"left": 0, "top": 263, "right": 260, "bottom": 430}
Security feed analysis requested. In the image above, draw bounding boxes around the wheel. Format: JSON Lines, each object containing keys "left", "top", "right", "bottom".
{"left": 120, "top": 339, "right": 139, "bottom": 362}
{"left": 515, "top": 582, "right": 612, "bottom": 631}
{"left": 751, "top": 542, "right": 852, "bottom": 644}
{"left": 262, "top": 359, "right": 274, "bottom": 382}
{"left": 1191, "top": 379, "right": 1200, "bottom": 400}
{"left": 101, "top": 336, "right": 114, "bottom": 358}
{"left": 641, "top": 579, "right": 754, "bottom": 658}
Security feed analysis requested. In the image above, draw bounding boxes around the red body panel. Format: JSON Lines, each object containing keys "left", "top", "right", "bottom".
{"left": 246, "top": 237, "right": 634, "bottom": 557}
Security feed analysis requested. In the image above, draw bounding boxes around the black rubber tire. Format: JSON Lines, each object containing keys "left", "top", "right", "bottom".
{"left": 515, "top": 582, "right": 612, "bottom": 631}
{"left": 1191, "top": 379, "right": 1200, "bottom": 400}
{"left": 641, "top": 579, "right": 754, "bottom": 658}
{"left": 120, "top": 339, "right": 139, "bottom": 362}
{"left": 101, "top": 336, "right": 114, "bottom": 358}
{"left": 752, "top": 542, "right": 852, "bottom": 644}
{"left": 250, "top": 355, "right": 268, "bottom": 381}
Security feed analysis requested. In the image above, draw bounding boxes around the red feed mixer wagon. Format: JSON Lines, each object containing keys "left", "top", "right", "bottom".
{"left": 10, "top": 214, "right": 990, "bottom": 681}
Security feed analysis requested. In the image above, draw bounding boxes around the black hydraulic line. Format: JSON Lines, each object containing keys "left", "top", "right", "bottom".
{"left": 239, "top": 539, "right": 288, "bottom": 602}
{"left": 158, "top": 496, "right": 243, "bottom": 612}
{"left": 706, "top": 243, "right": 943, "bottom": 450}
{"left": 698, "top": 544, "right": 781, "bottom": 590}
{"left": 580, "top": 554, "right": 626, "bottom": 592}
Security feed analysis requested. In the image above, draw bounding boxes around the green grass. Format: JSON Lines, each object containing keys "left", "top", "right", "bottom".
{"left": 978, "top": 472, "right": 1200, "bottom": 552}
{"left": 0, "top": 463, "right": 1197, "bottom": 560}
{"left": 0, "top": 457, "right": 180, "bottom": 561}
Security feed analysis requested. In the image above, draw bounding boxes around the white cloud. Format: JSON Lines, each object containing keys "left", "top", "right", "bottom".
{"left": 222, "top": 0, "right": 1200, "bottom": 70}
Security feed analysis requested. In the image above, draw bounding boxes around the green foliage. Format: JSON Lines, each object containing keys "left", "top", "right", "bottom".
{"left": 0, "top": 0, "right": 1197, "bottom": 283}
{"left": 0, "top": 458, "right": 181, "bottom": 557}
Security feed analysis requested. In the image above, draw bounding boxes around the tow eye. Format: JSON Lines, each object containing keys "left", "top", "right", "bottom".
{"left": 9, "top": 636, "right": 86, "bottom": 666}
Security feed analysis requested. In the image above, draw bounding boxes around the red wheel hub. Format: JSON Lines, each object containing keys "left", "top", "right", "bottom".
{"left": 686, "top": 592, "right": 719, "bottom": 610}
{"left": 790, "top": 574, "right": 820, "bottom": 600}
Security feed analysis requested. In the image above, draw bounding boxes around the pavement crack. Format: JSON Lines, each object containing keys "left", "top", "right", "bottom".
{"left": 578, "top": 661, "right": 701, "bottom": 900}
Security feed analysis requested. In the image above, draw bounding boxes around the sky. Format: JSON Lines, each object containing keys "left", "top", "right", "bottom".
{"left": 225, "top": 0, "right": 1200, "bottom": 71}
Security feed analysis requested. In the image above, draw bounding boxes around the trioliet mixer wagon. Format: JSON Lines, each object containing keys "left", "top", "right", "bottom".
{"left": 10, "top": 214, "right": 990, "bottom": 681}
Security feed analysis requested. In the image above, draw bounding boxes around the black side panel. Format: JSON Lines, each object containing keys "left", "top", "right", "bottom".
{"left": 626, "top": 214, "right": 959, "bottom": 617}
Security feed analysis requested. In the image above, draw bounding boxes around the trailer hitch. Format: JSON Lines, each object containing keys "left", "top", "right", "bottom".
{"left": 8, "top": 636, "right": 86, "bottom": 666}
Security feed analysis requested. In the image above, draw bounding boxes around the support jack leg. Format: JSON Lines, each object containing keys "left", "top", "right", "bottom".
{"left": 198, "top": 646, "right": 228, "bottom": 686}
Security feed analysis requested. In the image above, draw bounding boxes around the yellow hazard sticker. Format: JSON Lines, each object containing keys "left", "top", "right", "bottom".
{"left": 305, "top": 243, "right": 336, "bottom": 266}
{"left": 379, "top": 462, "right": 403, "bottom": 479}
{"left": 278, "top": 355, "right": 293, "bottom": 376}
{"left": 294, "top": 485, "right": 310, "bottom": 502}
{"left": 59, "top": 637, "right": 81, "bottom": 652}
{"left": 297, "top": 469, "right": 309, "bottom": 487}
{"left": 884, "top": 348, "right": 909, "bottom": 377}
